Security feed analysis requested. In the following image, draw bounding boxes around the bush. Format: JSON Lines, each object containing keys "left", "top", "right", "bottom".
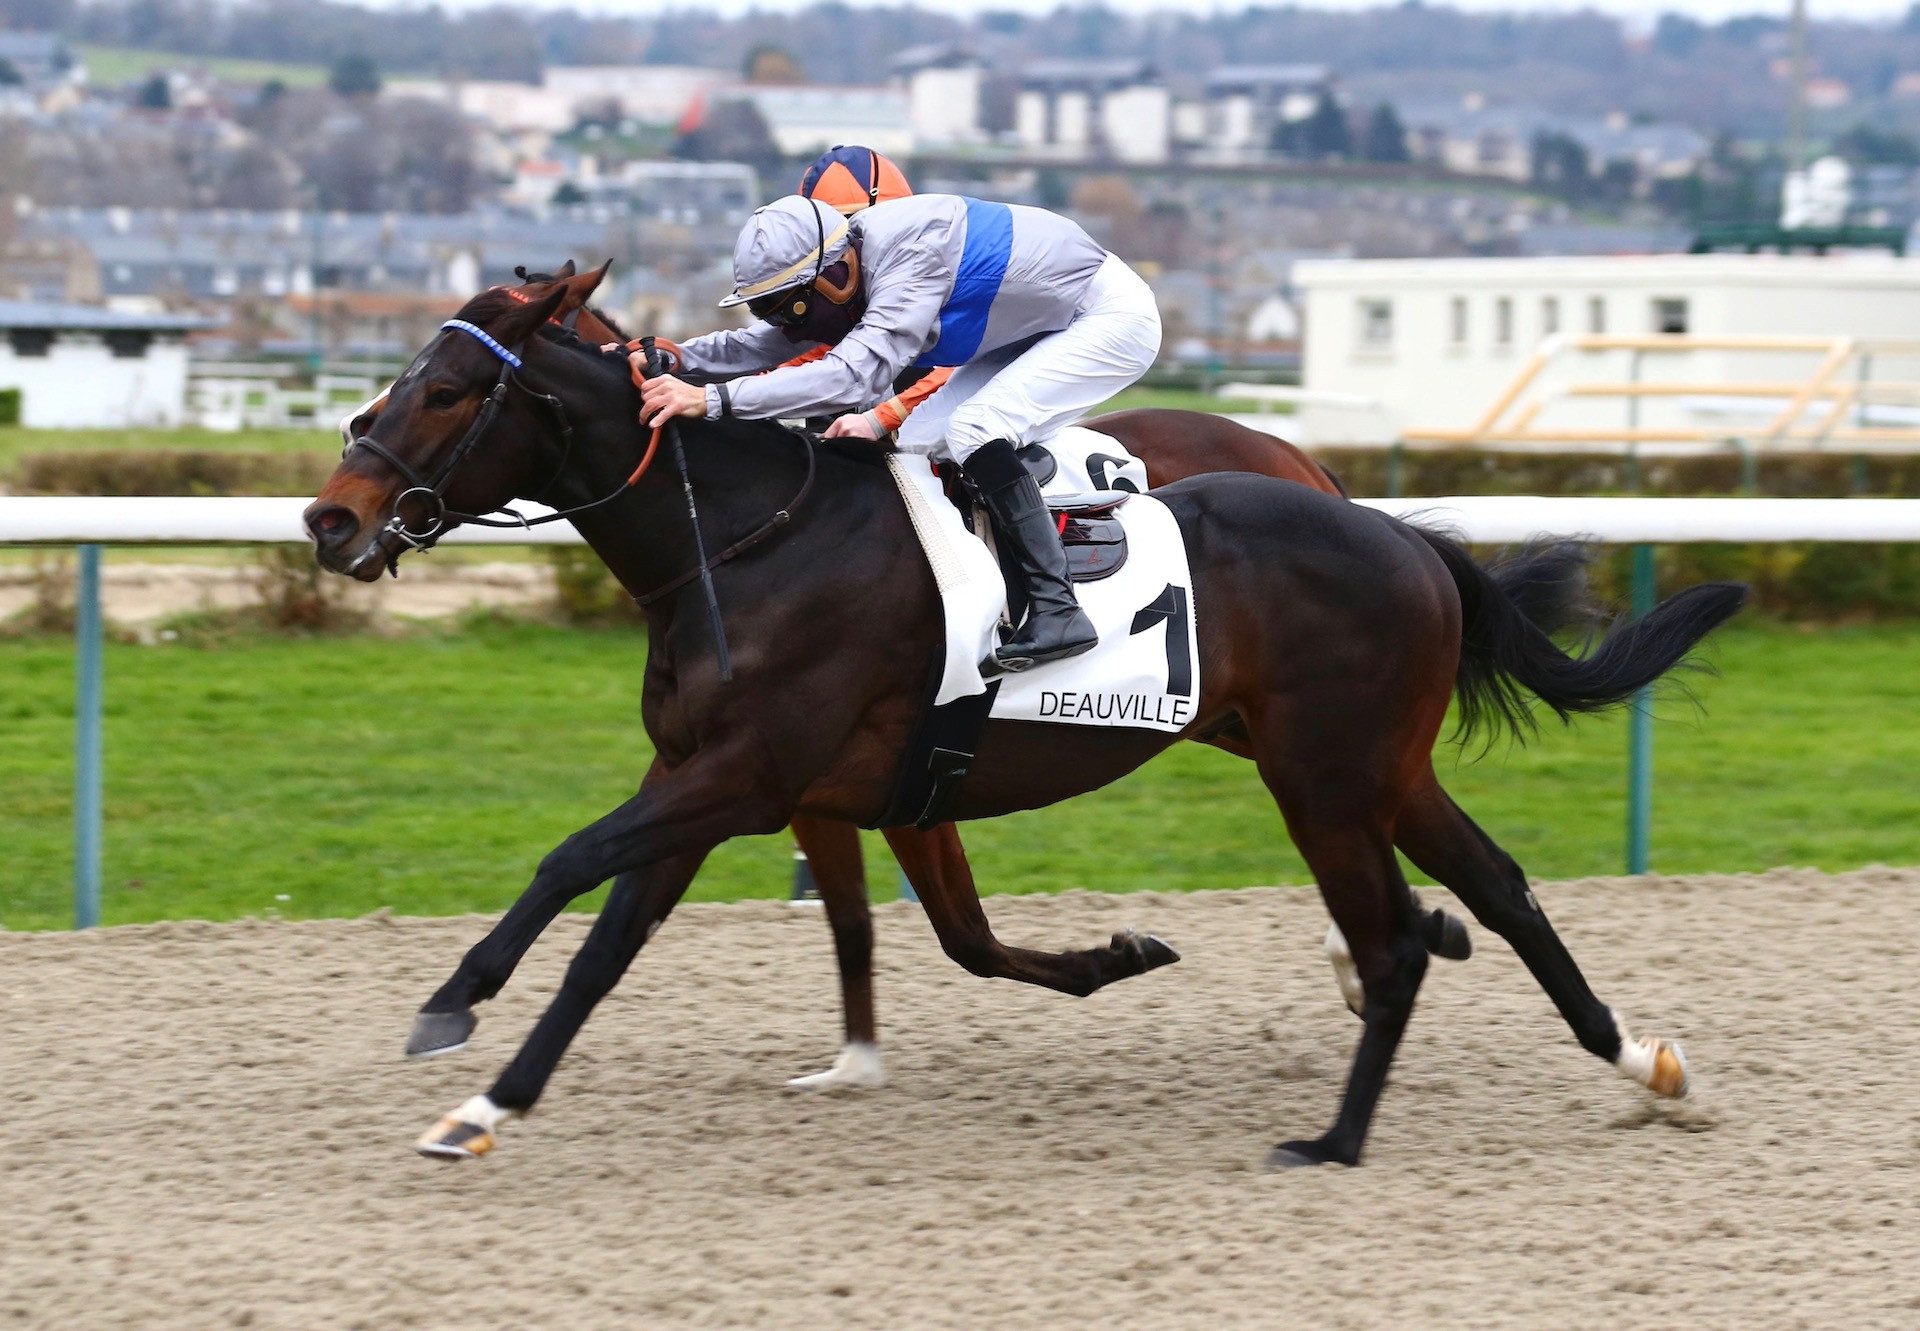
{"left": 1572, "top": 543, "right": 1920, "bottom": 620}
{"left": 0, "top": 386, "right": 21, "bottom": 426}
{"left": 547, "top": 547, "right": 642, "bottom": 625}
{"left": 1320, "top": 445, "right": 1920, "bottom": 500}
{"left": 2, "top": 552, "right": 75, "bottom": 635}
{"left": 250, "top": 545, "right": 366, "bottom": 631}
{"left": 11, "top": 450, "right": 338, "bottom": 497}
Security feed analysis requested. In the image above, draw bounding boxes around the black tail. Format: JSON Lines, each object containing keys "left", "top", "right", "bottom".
{"left": 1411, "top": 527, "right": 1749, "bottom": 746}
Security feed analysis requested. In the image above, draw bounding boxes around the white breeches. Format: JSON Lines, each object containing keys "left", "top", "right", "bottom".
{"left": 896, "top": 252, "right": 1162, "bottom": 465}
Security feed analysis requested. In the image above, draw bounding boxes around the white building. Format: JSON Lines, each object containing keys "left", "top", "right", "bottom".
{"left": 389, "top": 66, "right": 731, "bottom": 137}
{"left": 0, "top": 300, "right": 204, "bottom": 428}
{"left": 1295, "top": 254, "right": 1920, "bottom": 441}
{"left": 892, "top": 45, "right": 988, "bottom": 148}
{"left": 1198, "top": 64, "right": 1333, "bottom": 158}
{"left": 738, "top": 87, "right": 915, "bottom": 159}
{"left": 1013, "top": 60, "right": 1169, "bottom": 165}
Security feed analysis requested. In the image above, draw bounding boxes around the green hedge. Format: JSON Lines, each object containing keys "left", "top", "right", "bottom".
{"left": 1321, "top": 446, "right": 1920, "bottom": 500}
{"left": 0, "top": 387, "right": 20, "bottom": 427}
{"left": 11, "top": 449, "right": 337, "bottom": 496}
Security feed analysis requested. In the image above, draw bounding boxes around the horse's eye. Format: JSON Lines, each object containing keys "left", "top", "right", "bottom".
{"left": 426, "top": 386, "right": 463, "bottom": 410}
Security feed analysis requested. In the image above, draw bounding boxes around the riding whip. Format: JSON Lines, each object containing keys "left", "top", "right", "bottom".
{"left": 644, "top": 337, "right": 735, "bottom": 685}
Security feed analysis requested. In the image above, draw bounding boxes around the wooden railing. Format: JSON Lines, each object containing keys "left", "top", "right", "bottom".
{"left": 1404, "top": 335, "right": 1920, "bottom": 449}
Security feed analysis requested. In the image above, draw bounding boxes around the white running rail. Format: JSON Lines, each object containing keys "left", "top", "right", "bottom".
{"left": 5, "top": 494, "right": 1920, "bottom": 546}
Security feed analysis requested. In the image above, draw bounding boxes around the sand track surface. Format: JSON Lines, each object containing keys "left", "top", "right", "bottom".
{"left": 4, "top": 868, "right": 1918, "bottom": 1329}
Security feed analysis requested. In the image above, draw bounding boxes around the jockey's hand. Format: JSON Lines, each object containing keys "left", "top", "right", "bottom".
{"left": 640, "top": 374, "right": 706, "bottom": 429}
{"left": 824, "top": 412, "right": 880, "bottom": 441}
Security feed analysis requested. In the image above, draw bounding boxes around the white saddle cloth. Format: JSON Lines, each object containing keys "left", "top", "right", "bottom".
{"left": 888, "top": 428, "right": 1200, "bottom": 734}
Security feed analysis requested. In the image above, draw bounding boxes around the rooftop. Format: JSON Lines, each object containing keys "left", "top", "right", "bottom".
{"left": 1019, "top": 59, "right": 1158, "bottom": 90}
{"left": 1205, "top": 64, "right": 1333, "bottom": 91}
{"left": 0, "top": 299, "right": 209, "bottom": 331}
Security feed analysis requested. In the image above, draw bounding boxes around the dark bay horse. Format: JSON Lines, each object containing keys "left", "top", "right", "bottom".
{"left": 342, "top": 262, "right": 1370, "bottom": 1088}
{"left": 310, "top": 283, "right": 1743, "bottom": 1166}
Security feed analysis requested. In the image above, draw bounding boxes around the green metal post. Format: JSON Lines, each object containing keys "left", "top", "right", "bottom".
{"left": 1625, "top": 544, "right": 1656, "bottom": 876}
{"left": 1385, "top": 441, "right": 1404, "bottom": 499}
{"left": 74, "top": 545, "right": 104, "bottom": 929}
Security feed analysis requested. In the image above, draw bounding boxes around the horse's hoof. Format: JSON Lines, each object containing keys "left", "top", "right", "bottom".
{"left": 1265, "top": 1138, "right": 1355, "bottom": 1170}
{"left": 786, "top": 1041, "right": 887, "bottom": 1092}
{"left": 405, "top": 1009, "right": 477, "bottom": 1059}
{"left": 1113, "top": 928, "right": 1181, "bottom": 973}
{"left": 415, "top": 1095, "right": 509, "bottom": 1161}
{"left": 1622, "top": 1037, "right": 1690, "bottom": 1100}
{"left": 1613, "top": 1013, "right": 1691, "bottom": 1100}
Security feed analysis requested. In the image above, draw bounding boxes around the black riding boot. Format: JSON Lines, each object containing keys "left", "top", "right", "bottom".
{"left": 961, "top": 438, "right": 1098, "bottom": 675}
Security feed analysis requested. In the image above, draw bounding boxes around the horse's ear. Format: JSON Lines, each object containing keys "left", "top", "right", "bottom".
{"left": 491, "top": 284, "right": 568, "bottom": 345}
{"left": 546, "top": 260, "right": 614, "bottom": 319}
{"left": 560, "top": 259, "right": 612, "bottom": 310}
{"left": 555, "top": 259, "right": 577, "bottom": 278}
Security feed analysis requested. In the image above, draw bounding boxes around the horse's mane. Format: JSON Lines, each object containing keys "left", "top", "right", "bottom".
{"left": 450, "top": 286, "right": 533, "bottom": 329}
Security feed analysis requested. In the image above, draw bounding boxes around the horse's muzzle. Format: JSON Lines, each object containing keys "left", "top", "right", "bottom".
{"left": 305, "top": 502, "right": 393, "bottom": 582}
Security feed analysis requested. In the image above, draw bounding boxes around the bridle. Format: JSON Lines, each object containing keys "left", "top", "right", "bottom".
{"left": 340, "top": 318, "right": 819, "bottom": 682}
{"left": 342, "top": 318, "right": 662, "bottom": 555}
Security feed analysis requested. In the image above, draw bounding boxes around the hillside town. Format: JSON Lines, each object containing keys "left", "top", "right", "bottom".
{"left": 2, "top": 3, "right": 1919, "bottom": 431}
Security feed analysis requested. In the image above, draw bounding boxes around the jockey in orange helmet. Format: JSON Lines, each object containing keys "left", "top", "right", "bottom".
{"left": 792, "top": 145, "right": 951, "bottom": 441}
{"left": 799, "top": 144, "right": 915, "bottom": 216}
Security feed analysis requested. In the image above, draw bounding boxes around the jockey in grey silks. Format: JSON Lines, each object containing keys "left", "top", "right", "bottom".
{"left": 639, "top": 193, "right": 1163, "bottom": 676}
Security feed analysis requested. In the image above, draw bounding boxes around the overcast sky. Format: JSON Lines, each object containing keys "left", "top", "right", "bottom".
{"left": 361, "top": 0, "right": 1913, "bottom": 22}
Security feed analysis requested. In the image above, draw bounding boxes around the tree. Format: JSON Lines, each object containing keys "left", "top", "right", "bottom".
{"left": 328, "top": 54, "right": 381, "bottom": 99}
{"left": 136, "top": 73, "right": 171, "bottom": 110}
{"left": 1530, "top": 130, "right": 1590, "bottom": 196}
{"left": 1361, "top": 103, "right": 1410, "bottom": 164}
{"left": 1834, "top": 123, "right": 1920, "bottom": 167}
{"left": 1273, "top": 91, "right": 1351, "bottom": 161}
{"left": 1652, "top": 15, "right": 1705, "bottom": 59}
{"left": 743, "top": 44, "right": 802, "bottom": 86}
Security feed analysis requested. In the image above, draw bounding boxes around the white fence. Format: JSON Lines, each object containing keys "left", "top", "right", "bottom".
{"left": 7, "top": 494, "right": 1920, "bottom": 545}
{"left": 7, "top": 494, "right": 1920, "bottom": 928}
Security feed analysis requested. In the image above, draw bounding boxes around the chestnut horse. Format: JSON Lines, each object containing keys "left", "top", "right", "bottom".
{"left": 309, "top": 282, "right": 1743, "bottom": 1165}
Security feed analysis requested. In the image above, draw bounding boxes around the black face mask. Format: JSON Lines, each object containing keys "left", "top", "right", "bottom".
{"left": 775, "top": 259, "right": 864, "bottom": 345}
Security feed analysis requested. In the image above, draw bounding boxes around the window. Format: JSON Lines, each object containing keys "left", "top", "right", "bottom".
{"left": 1541, "top": 296, "right": 1560, "bottom": 336}
{"left": 1652, "top": 298, "right": 1689, "bottom": 335}
{"left": 8, "top": 329, "right": 54, "bottom": 357}
{"left": 1587, "top": 296, "right": 1607, "bottom": 334}
{"left": 1449, "top": 296, "right": 1468, "bottom": 346}
{"left": 1357, "top": 298, "right": 1393, "bottom": 349}
{"left": 105, "top": 330, "right": 153, "bottom": 359}
{"left": 1494, "top": 297, "right": 1514, "bottom": 348}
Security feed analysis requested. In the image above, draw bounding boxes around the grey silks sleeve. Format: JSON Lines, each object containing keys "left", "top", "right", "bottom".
{"left": 676, "top": 321, "right": 802, "bottom": 382}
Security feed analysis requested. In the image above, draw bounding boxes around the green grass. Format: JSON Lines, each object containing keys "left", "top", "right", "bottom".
{"left": 78, "top": 44, "right": 329, "bottom": 88}
{"left": 2, "top": 617, "right": 1915, "bottom": 931}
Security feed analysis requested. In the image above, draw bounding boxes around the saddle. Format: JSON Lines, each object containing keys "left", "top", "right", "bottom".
{"left": 937, "top": 461, "right": 1133, "bottom": 585}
